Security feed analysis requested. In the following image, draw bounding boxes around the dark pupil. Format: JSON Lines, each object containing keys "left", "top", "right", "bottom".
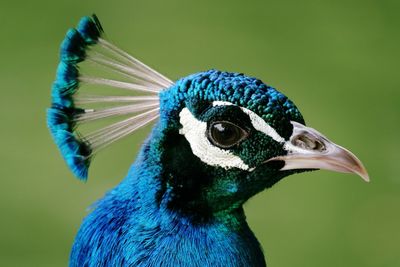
{"left": 210, "top": 122, "right": 243, "bottom": 148}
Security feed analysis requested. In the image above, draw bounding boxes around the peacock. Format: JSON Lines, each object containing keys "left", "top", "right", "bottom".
{"left": 47, "top": 15, "right": 369, "bottom": 267}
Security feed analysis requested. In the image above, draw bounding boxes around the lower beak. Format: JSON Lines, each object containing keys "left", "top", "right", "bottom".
{"left": 267, "top": 121, "right": 369, "bottom": 182}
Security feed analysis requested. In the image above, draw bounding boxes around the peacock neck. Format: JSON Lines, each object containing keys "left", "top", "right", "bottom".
{"left": 71, "top": 126, "right": 267, "bottom": 266}
{"left": 113, "top": 125, "right": 267, "bottom": 266}
{"left": 120, "top": 166, "right": 267, "bottom": 266}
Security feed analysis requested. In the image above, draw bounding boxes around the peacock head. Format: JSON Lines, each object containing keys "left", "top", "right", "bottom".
{"left": 48, "top": 15, "right": 368, "bottom": 217}
{"left": 151, "top": 70, "right": 369, "bottom": 215}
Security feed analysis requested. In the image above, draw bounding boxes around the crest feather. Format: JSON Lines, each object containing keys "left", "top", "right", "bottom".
{"left": 47, "top": 15, "right": 172, "bottom": 180}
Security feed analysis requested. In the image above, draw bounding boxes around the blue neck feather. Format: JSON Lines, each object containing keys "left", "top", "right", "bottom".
{"left": 70, "top": 121, "right": 266, "bottom": 267}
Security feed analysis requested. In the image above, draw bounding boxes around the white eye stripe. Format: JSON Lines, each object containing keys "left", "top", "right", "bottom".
{"left": 212, "top": 101, "right": 285, "bottom": 143}
{"left": 212, "top": 101, "right": 233, "bottom": 107}
{"left": 179, "top": 108, "right": 250, "bottom": 171}
{"left": 213, "top": 102, "right": 306, "bottom": 156}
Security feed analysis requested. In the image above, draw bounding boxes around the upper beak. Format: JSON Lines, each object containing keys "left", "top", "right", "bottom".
{"left": 267, "top": 121, "right": 369, "bottom": 182}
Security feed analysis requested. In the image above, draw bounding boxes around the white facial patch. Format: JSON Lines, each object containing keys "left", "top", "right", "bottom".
{"left": 212, "top": 101, "right": 285, "bottom": 143}
{"left": 179, "top": 107, "right": 250, "bottom": 170}
{"left": 179, "top": 101, "right": 296, "bottom": 171}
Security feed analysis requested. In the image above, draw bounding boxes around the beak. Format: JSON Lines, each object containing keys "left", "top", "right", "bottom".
{"left": 268, "top": 121, "right": 369, "bottom": 182}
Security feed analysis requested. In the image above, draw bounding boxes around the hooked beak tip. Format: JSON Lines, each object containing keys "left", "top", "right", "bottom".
{"left": 353, "top": 165, "right": 370, "bottom": 182}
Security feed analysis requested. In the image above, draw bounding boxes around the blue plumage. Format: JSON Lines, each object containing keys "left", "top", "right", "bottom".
{"left": 70, "top": 122, "right": 265, "bottom": 266}
{"left": 77, "top": 15, "right": 103, "bottom": 44}
{"left": 60, "top": 29, "right": 86, "bottom": 63}
{"left": 48, "top": 15, "right": 369, "bottom": 266}
{"left": 48, "top": 15, "right": 102, "bottom": 179}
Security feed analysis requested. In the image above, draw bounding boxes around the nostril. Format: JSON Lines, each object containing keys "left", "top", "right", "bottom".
{"left": 291, "top": 134, "right": 326, "bottom": 152}
{"left": 264, "top": 159, "right": 285, "bottom": 170}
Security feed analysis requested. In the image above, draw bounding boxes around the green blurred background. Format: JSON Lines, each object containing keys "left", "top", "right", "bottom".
{"left": 1, "top": 0, "right": 399, "bottom": 266}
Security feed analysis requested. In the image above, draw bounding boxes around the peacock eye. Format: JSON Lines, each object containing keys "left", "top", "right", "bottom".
{"left": 207, "top": 121, "right": 248, "bottom": 149}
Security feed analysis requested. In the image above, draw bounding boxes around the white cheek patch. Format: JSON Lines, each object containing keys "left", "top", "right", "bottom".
{"left": 179, "top": 108, "right": 250, "bottom": 171}
{"left": 179, "top": 101, "right": 298, "bottom": 171}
